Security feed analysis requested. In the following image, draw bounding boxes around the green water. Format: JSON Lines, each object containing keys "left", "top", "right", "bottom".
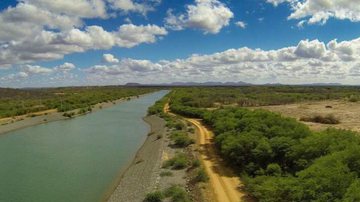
{"left": 0, "top": 90, "right": 168, "bottom": 202}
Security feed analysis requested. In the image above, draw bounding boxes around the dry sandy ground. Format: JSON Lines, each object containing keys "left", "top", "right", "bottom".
{"left": 105, "top": 115, "right": 166, "bottom": 202}
{"left": 251, "top": 100, "right": 360, "bottom": 132}
{"left": 0, "top": 97, "right": 133, "bottom": 135}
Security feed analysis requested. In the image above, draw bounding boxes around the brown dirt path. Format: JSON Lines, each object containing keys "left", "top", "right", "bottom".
{"left": 164, "top": 102, "right": 248, "bottom": 202}
{"left": 187, "top": 118, "right": 246, "bottom": 202}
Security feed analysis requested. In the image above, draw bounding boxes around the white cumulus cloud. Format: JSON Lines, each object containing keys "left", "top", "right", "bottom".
{"left": 0, "top": 1, "right": 167, "bottom": 67}
{"left": 165, "top": 0, "right": 234, "bottom": 34}
{"left": 108, "top": 0, "right": 161, "bottom": 15}
{"left": 80, "top": 37, "right": 360, "bottom": 85}
{"left": 266, "top": 0, "right": 360, "bottom": 25}
{"left": 103, "top": 54, "right": 120, "bottom": 63}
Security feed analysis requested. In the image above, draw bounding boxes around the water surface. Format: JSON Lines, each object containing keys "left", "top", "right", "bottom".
{"left": 0, "top": 90, "right": 168, "bottom": 202}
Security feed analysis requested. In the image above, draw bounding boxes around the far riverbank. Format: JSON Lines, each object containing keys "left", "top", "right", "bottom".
{"left": 0, "top": 94, "right": 148, "bottom": 135}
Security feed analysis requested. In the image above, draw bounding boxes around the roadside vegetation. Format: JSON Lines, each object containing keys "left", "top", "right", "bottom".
{"left": 163, "top": 153, "right": 188, "bottom": 170}
{"left": 148, "top": 92, "right": 206, "bottom": 202}
{"left": 167, "top": 87, "right": 360, "bottom": 202}
{"left": 144, "top": 185, "right": 190, "bottom": 202}
{"left": 0, "top": 87, "right": 157, "bottom": 118}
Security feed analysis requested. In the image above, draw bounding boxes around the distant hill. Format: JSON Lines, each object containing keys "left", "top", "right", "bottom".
{"left": 124, "top": 83, "right": 142, "bottom": 86}
{"left": 300, "top": 83, "right": 343, "bottom": 86}
{"left": 125, "top": 81, "right": 253, "bottom": 86}
{"left": 125, "top": 81, "right": 346, "bottom": 87}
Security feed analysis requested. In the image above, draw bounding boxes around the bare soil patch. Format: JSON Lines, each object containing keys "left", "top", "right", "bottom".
{"left": 251, "top": 100, "right": 360, "bottom": 132}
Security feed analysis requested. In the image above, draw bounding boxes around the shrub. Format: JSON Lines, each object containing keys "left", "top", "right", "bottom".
{"left": 300, "top": 114, "right": 340, "bottom": 124}
{"left": 164, "top": 185, "right": 190, "bottom": 202}
{"left": 144, "top": 191, "right": 163, "bottom": 202}
{"left": 187, "top": 127, "right": 195, "bottom": 133}
{"left": 78, "top": 108, "right": 87, "bottom": 114}
{"left": 195, "top": 168, "right": 209, "bottom": 182}
{"left": 174, "top": 122, "right": 184, "bottom": 130}
{"left": 63, "top": 112, "right": 75, "bottom": 118}
{"left": 170, "top": 132, "right": 194, "bottom": 147}
{"left": 266, "top": 163, "right": 282, "bottom": 176}
{"left": 349, "top": 95, "right": 359, "bottom": 102}
{"left": 166, "top": 120, "right": 185, "bottom": 131}
{"left": 163, "top": 153, "right": 188, "bottom": 170}
{"left": 192, "top": 159, "right": 201, "bottom": 168}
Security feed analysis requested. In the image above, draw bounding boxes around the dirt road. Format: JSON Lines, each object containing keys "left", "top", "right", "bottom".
{"left": 164, "top": 102, "right": 246, "bottom": 202}
{"left": 187, "top": 118, "right": 246, "bottom": 202}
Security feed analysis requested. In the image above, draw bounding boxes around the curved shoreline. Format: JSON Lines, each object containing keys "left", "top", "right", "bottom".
{"left": 0, "top": 91, "right": 167, "bottom": 202}
{"left": 104, "top": 115, "right": 166, "bottom": 202}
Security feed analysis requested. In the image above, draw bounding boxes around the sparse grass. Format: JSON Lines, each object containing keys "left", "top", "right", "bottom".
{"left": 300, "top": 114, "right": 340, "bottom": 124}
{"left": 160, "top": 171, "right": 173, "bottom": 177}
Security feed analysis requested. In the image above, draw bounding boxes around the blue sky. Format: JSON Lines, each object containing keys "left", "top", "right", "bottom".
{"left": 0, "top": 0, "right": 360, "bottom": 87}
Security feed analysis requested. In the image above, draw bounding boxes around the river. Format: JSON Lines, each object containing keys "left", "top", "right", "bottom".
{"left": 0, "top": 90, "right": 168, "bottom": 202}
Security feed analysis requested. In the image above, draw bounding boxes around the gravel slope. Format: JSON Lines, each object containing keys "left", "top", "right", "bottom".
{"left": 106, "top": 115, "right": 166, "bottom": 202}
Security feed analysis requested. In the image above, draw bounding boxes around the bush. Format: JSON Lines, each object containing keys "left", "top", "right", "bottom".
{"left": 349, "top": 95, "right": 359, "bottom": 102}
{"left": 195, "top": 168, "right": 209, "bottom": 182}
{"left": 266, "top": 163, "right": 282, "bottom": 176}
{"left": 78, "top": 108, "right": 87, "bottom": 114}
{"left": 144, "top": 191, "right": 163, "bottom": 202}
{"left": 300, "top": 114, "right": 340, "bottom": 124}
{"left": 187, "top": 127, "right": 195, "bottom": 133}
{"left": 166, "top": 120, "right": 185, "bottom": 131}
{"left": 163, "top": 153, "right": 188, "bottom": 170}
{"left": 63, "top": 112, "right": 75, "bottom": 118}
{"left": 192, "top": 159, "right": 201, "bottom": 167}
{"left": 170, "top": 132, "right": 194, "bottom": 147}
{"left": 164, "top": 185, "right": 190, "bottom": 202}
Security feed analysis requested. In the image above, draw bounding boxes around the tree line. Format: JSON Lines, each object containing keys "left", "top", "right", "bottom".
{"left": 0, "top": 87, "right": 158, "bottom": 118}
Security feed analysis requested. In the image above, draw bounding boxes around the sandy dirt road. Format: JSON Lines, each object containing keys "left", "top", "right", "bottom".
{"left": 164, "top": 102, "right": 247, "bottom": 202}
